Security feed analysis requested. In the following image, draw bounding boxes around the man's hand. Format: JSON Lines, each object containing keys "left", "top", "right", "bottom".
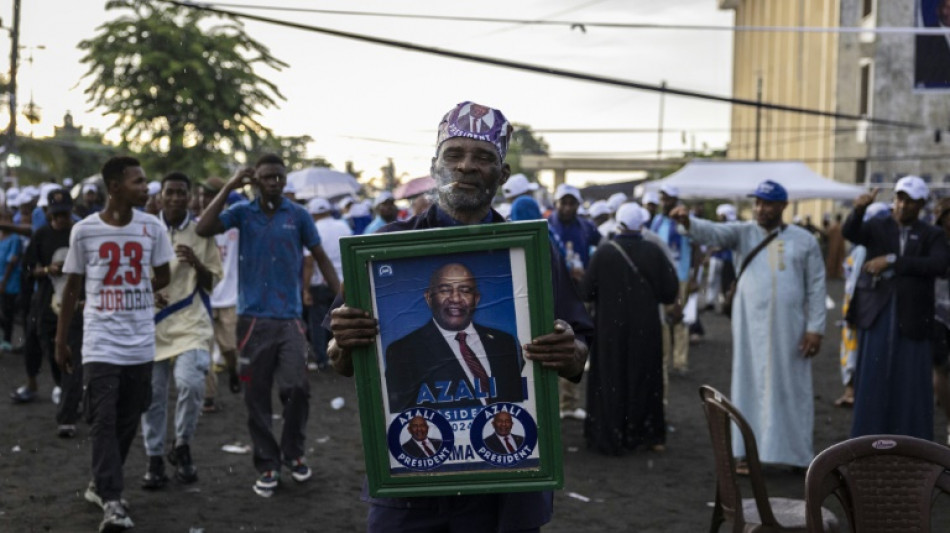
{"left": 854, "top": 188, "right": 879, "bottom": 210}
{"left": 226, "top": 167, "right": 255, "bottom": 191}
{"left": 669, "top": 205, "right": 691, "bottom": 229}
{"left": 175, "top": 245, "right": 199, "bottom": 268}
{"left": 799, "top": 332, "right": 822, "bottom": 358}
{"left": 154, "top": 293, "right": 169, "bottom": 309}
{"left": 523, "top": 319, "right": 587, "bottom": 379}
{"left": 48, "top": 263, "right": 63, "bottom": 276}
{"left": 327, "top": 305, "right": 379, "bottom": 376}
{"left": 863, "top": 255, "right": 892, "bottom": 276}
{"left": 55, "top": 339, "right": 73, "bottom": 374}
{"left": 665, "top": 303, "right": 684, "bottom": 324}
{"left": 302, "top": 289, "right": 313, "bottom": 307}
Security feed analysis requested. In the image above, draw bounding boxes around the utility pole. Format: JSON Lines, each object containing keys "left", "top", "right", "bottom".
{"left": 754, "top": 76, "right": 762, "bottom": 162}
{"left": 656, "top": 80, "right": 666, "bottom": 159}
{"left": 7, "top": 0, "right": 20, "bottom": 158}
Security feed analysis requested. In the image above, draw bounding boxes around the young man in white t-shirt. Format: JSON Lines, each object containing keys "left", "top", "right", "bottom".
{"left": 55, "top": 156, "right": 173, "bottom": 533}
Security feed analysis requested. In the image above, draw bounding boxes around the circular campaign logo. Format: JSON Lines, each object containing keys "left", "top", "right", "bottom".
{"left": 470, "top": 403, "right": 538, "bottom": 467}
{"left": 387, "top": 408, "right": 455, "bottom": 471}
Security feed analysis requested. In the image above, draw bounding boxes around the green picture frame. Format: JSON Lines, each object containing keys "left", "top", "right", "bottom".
{"left": 340, "top": 220, "right": 562, "bottom": 498}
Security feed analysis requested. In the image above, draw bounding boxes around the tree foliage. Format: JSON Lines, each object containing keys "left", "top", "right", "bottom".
{"left": 78, "top": 0, "right": 287, "bottom": 177}
{"left": 506, "top": 124, "right": 549, "bottom": 181}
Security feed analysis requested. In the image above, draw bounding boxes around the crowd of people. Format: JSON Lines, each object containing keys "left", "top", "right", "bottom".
{"left": 3, "top": 99, "right": 949, "bottom": 532}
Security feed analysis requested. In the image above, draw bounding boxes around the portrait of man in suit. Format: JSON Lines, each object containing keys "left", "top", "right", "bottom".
{"left": 384, "top": 262, "right": 524, "bottom": 413}
{"left": 915, "top": 0, "right": 950, "bottom": 88}
{"left": 400, "top": 416, "right": 443, "bottom": 459}
{"left": 483, "top": 411, "right": 525, "bottom": 455}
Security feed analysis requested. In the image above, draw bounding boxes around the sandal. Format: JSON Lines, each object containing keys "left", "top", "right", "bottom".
{"left": 202, "top": 399, "right": 220, "bottom": 413}
{"left": 834, "top": 394, "right": 854, "bottom": 408}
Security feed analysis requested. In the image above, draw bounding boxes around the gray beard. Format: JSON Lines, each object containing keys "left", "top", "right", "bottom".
{"left": 434, "top": 170, "right": 497, "bottom": 213}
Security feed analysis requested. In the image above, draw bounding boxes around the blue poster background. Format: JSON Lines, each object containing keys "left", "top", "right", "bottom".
{"left": 373, "top": 250, "right": 517, "bottom": 366}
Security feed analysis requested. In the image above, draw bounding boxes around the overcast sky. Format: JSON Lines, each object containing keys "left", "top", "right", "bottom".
{"left": 0, "top": 0, "right": 735, "bottom": 187}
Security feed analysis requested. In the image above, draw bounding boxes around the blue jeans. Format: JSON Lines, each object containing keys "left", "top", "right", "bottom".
{"left": 141, "top": 349, "right": 210, "bottom": 457}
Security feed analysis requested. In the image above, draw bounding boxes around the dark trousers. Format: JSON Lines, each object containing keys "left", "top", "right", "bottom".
{"left": 305, "top": 284, "right": 334, "bottom": 366}
{"left": 0, "top": 292, "right": 17, "bottom": 342}
{"left": 238, "top": 316, "right": 310, "bottom": 472}
{"left": 56, "top": 313, "right": 84, "bottom": 425}
{"left": 84, "top": 361, "right": 153, "bottom": 501}
{"left": 24, "top": 293, "right": 60, "bottom": 385}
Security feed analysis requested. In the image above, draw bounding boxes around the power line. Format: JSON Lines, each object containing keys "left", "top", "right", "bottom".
{"left": 196, "top": 3, "right": 950, "bottom": 35}
{"left": 163, "top": 0, "right": 925, "bottom": 131}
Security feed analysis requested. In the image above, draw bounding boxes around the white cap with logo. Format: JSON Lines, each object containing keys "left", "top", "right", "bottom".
{"left": 307, "top": 197, "right": 332, "bottom": 215}
{"left": 554, "top": 184, "right": 582, "bottom": 202}
{"left": 502, "top": 174, "right": 539, "bottom": 199}
{"left": 895, "top": 175, "right": 929, "bottom": 200}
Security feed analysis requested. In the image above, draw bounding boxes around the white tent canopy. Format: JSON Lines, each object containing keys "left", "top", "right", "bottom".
{"left": 641, "top": 160, "right": 865, "bottom": 201}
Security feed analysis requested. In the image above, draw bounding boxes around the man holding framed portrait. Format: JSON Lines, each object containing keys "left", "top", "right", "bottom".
{"left": 328, "top": 101, "right": 593, "bottom": 532}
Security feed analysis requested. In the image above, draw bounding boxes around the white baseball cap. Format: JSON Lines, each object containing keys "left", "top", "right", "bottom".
{"left": 864, "top": 201, "right": 891, "bottom": 221}
{"left": 642, "top": 191, "right": 660, "bottom": 206}
{"left": 607, "top": 192, "right": 628, "bottom": 212}
{"left": 348, "top": 202, "right": 371, "bottom": 218}
{"left": 18, "top": 186, "right": 38, "bottom": 207}
{"left": 37, "top": 183, "right": 60, "bottom": 207}
{"left": 282, "top": 182, "right": 297, "bottom": 195}
{"left": 373, "top": 191, "right": 395, "bottom": 208}
{"left": 554, "top": 184, "right": 582, "bottom": 202}
{"left": 659, "top": 184, "right": 680, "bottom": 198}
{"left": 895, "top": 175, "right": 929, "bottom": 201}
{"left": 616, "top": 202, "right": 648, "bottom": 231}
{"left": 715, "top": 203, "right": 737, "bottom": 222}
{"left": 307, "top": 197, "right": 332, "bottom": 215}
{"left": 337, "top": 196, "right": 356, "bottom": 210}
{"left": 502, "top": 174, "right": 539, "bottom": 199}
{"left": 589, "top": 200, "right": 612, "bottom": 219}
{"left": 5, "top": 187, "right": 18, "bottom": 209}
{"left": 82, "top": 183, "right": 98, "bottom": 194}
{"left": 147, "top": 181, "right": 161, "bottom": 196}
{"left": 63, "top": 178, "right": 74, "bottom": 187}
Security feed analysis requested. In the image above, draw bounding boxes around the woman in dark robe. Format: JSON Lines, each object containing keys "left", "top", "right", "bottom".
{"left": 582, "top": 203, "right": 679, "bottom": 455}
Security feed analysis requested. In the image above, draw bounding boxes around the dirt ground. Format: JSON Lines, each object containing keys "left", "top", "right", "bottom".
{"left": 1, "top": 279, "right": 947, "bottom": 532}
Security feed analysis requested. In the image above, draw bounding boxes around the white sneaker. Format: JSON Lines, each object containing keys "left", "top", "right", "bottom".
{"left": 51, "top": 386, "right": 61, "bottom": 405}
{"left": 100, "top": 500, "right": 134, "bottom": 532}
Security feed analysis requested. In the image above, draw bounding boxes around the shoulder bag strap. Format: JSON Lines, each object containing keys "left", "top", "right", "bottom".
{"left": 735, "top": 225, "right": 785, "bottom": 284}
{"left": 608, "top": 240, "right": 641, "bottom": 276}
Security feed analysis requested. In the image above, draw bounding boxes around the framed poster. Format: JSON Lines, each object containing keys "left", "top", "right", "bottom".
{"left": 339, "top": 220, "right": 561, "bottom": 498}
{"left": 914, "top": 0, "right": 950, "bottom": 90}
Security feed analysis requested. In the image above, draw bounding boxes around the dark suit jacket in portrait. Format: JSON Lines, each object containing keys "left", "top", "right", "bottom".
{"left": 401, "top": 437, "right": 443, "bottom": 458}
{"left": 915, "top": 34, "right": 950, "bottom": 88}
{"left": 385, "top": 321, "right": 525, "bottom": 413}
{"left": 484, "top": 432, "right": 525, "bottom": 455}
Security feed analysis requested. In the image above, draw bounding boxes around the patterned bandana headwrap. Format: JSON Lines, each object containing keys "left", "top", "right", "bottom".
{"left": 436, "top": 101, "right": 513, "bottom": 160}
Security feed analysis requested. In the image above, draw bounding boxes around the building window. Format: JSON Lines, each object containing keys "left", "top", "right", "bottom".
{"left": 859, "top": 61, "right": 873, "bottom": 116}
{"left": 861, "top": 0, "right": 874, "bottom": 18}
{"left": 855, "top": 160, "right": 867, "bottom": 185}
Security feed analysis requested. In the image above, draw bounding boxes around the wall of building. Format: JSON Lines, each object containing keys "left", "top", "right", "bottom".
{"left": 723, "top": 0, "right": 841, "bottom": 219}
{"left": 853, "top": 0, "right": 950, "bottom": 193}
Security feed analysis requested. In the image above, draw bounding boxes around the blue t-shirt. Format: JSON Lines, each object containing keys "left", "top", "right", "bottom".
{"left": 0, "top": 235, "right": 22, "bottom": 295}
{"left": 651, "top": 213, "right": 693, "bottom": 282}
{"left": 219, "top": 198, "right": 321, "bottom": 319}
{"left": 546, "top": 215, "right": 601, "bottom": 268}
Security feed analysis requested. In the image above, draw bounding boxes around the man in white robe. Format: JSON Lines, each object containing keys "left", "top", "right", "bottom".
{"left": 671, "top": 180, "right": 826, "bottom": 468}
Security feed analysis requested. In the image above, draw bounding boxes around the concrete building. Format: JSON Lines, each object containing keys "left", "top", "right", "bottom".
{"left": 720, "top": 0, "right": 950, "bottom": 212}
